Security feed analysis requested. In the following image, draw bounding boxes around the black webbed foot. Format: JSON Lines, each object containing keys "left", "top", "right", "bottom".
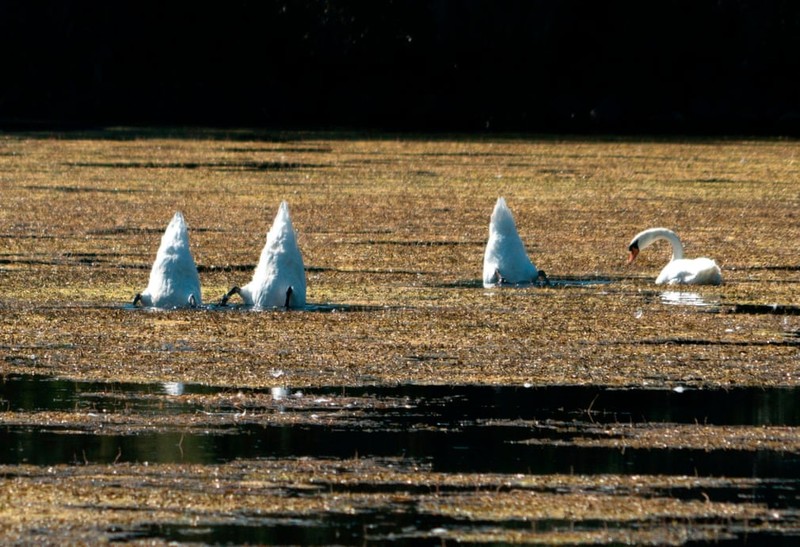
{"left": 284, "top": 286, "right": 293, "bottom": 309}
{"left": 536, "top": 270, "right": 550, "bottom": 287}
{"left": 132, "top": 293, "right": 143, "bottom": 306}
{"left": 220, "top": 286, "right": 241, "bottom": 306}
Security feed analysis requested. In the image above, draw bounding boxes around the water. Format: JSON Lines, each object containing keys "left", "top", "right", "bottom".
{"left": 3, "top": 375, "right": 800, "bottom": 543}
{"left": 3, "top": 376, "right": 800, "bottom": 471}
{"left": 660, "top": 290, "right": 720, "bottom": 308}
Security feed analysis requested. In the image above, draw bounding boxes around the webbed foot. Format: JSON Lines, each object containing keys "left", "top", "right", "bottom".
{"left": 220, "top": 286, "right": 241, "bottom": 306}
{"left": 536, "top": 270, "right": 550, "bottom": 287}
{"left": 284, "top": 286, "right": 294, "bottom": 309}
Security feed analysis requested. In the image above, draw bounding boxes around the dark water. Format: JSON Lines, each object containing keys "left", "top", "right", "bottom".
{"left": 3, "top": 375, "right": 800, "bottom": 544}
{"left": 2, "top": 376, "right": 800, "bottom": 473}
{"left": 132, "top": 522, "right": 800, "bottom": 547}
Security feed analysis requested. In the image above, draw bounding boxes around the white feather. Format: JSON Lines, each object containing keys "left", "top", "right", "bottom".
{"left": 482, "top": 197, "right": 538, "bottom": 287}
{"left": 138, "top": 212, "right": 202, "bottom": 308}
{"left": 628, "top": 227, "right": 722, "bottom": 285}
{"left": 238, "top": 201, "right": 306, "bottom": 308}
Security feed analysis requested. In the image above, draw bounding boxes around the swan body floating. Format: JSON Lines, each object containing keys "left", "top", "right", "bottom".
{"left": 627, "top": 227, "right": 722, "bottom": 285}
{"left": 133, "top": 212, "right": 202, "bottom": 308}
{"left": 483, "top": 197, "right": 543, "bottom": 287}
{"left": 221, "top": 201, "right": 306, "bottom": 309}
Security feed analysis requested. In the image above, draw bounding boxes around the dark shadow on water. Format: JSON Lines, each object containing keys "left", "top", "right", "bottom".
{"left": 729, "top": 303, "right": 800, "bottom": 315}
{"left": 223, "top": 146, "right": 334, "bottom": 153}
{"left": 349, "top": 239, "right": 470, "bottom": 247}
{"left": 3, "top": 377, "right": 800, "bottom": 477}
{"left": 120, "top": 301, "right": 394, "bottom": 313}
{"left": 632, "top": 337, "right": 800, "bottom": 348}
{"left": 204, "top": 303, "right": 394, "bottom": 313}
{"left": 437, "top": 277, "right": 614, "bottom": 289}
{"left": 4, "top": 425, "right": 799, "bottom": 479}
{"left": 22, "top": 185, "right": 142, "bottom": 194}
{"left": 4, "top": 376, "right": 800, "bottom": 543}
{"left": 0, "top": 375, "right": 217, "bottom": 412}
{"left": 66, "top": 160, "right": 322, "bottom": 171}
{"left": 4, "top": 377, "right": 800, "bottom": 427}
{"left": 131, "top": 518, "right": 800, "bottom": 547}
{"left": 134, "top": 515, "right": 646, "bottom": 546}
{"left": 136, "top": 519, "right": 367, "bottom": 546}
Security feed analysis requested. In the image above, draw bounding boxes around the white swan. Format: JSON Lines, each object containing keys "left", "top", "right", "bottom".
{"left": 133, "top": 211, "right": 202, "bottom": 308}
{"left": 483, "top": 197, "right": 541, "bottom": 288}
{"left": 221, "top": 201, "right": 306, "bottom": 309}
{"left": 627, "top": 227, "right": 722, "bottom": 285}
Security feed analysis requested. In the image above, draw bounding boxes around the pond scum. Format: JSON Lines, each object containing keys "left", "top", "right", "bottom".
{"left": 0, "top": 129, "right": 799, "bottom": 543}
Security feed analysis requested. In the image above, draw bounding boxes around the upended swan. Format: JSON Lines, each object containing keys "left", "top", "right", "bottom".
{"left": 483, "top": 197, "right": 545, "bottom": 287}
{"left": 220, "top": 201, "right": 306, "bottom": 309}
{"left": 627, "top": 227, "right": 722, "bottom": 285}
{"left": 133, "top": 211, "right": 202, "bottom": 308}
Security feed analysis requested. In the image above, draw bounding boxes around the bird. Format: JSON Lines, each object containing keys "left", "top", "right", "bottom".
{"left": 627, "top": 227, "right": 722, "bottom": 285}
{"left": 133, "top": 211, "right": 202, "bottom": 308}
{"left": 220, "top": 201, "right": 306, "bottom": 309}
{"left": 483, "top": 197, "right": 544, "bottom": 288}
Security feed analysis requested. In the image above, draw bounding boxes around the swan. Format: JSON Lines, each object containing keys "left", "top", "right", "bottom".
{"left": 483, "top": 197, "right": 544, "bottom": 287}
{"left": 220, "top": 201, "right": 306, "bottom": 309}
{"left": 627, "top": 227, "right": 722, "bottom": 285}
{"left": 133, "top": 211, "right": 202, "bottom": 308}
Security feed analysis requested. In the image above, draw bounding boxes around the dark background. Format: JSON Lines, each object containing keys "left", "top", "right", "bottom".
{"left": 2, "top": 1, "right": 799, "bottom": 134}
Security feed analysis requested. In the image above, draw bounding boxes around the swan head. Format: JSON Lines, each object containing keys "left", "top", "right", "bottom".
{"left": 627, "top": 228, "right": 684, "bottom": 264}
{"left": 627, "top": 240, "right": 640, "bottom": 264}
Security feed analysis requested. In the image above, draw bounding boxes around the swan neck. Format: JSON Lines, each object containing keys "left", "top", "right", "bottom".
{"left": 662, "top": 231, "right": 684, "bottom": 261}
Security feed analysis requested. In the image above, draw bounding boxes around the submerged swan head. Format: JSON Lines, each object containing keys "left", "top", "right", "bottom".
{"left": 220, "top": 201, "right": 306, "bottom": 309}
{"left": 627, "top": 227, "right": 722, "bottom": 285}
{"left": 133, "top": 211, "right": 202, "bottom": 308}
{"left": 482, "top": 197, "right": 538, "bottom": 288}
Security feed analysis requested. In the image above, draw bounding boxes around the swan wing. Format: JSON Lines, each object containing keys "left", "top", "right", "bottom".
{"left": 656, "top": 258, "right": 722, "bottom": 285}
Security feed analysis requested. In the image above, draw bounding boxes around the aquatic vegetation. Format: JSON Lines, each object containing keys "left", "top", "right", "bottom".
{"left": 1, "top": 131, "right": 799, "bottom": 543}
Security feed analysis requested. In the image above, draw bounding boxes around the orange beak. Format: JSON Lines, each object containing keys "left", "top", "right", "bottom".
{"left": 627, "top": 247, "right": 639, "bottom": 264}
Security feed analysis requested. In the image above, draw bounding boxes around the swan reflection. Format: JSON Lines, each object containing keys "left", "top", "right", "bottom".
{"left": 660, "top": 291, "right": 716, "bottom": 308}
{"left": 162, "top": 382, "right": 185, "bottom": 396}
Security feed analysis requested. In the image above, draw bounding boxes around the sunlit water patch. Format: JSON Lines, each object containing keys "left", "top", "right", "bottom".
{"left": 660, "top": 290, "right": 720, "bottom": 309}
